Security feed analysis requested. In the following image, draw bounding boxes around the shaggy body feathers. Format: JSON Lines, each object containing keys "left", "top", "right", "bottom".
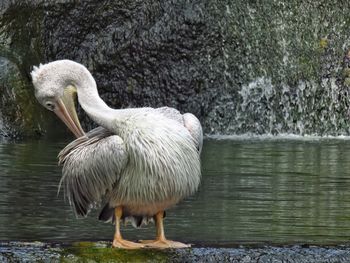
{"left": 59, "top": 108, "right": 201, "bottom": 225}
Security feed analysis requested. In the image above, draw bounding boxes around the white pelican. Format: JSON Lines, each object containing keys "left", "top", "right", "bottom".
{"left": 31, "top": 60, "right": 202, "bottom": 249}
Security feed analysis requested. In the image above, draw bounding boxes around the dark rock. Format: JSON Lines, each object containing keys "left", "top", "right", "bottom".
{"left": 0, "top": 1, "right": 47, "bottom": 139}
{"left": 42, "top": 0, "right": 222, "bottom": 133}
{"left": 0, "top": 58, "right": 45, "bottom": 139}
{"left": 170, "top": 246, "right": 350, "bottom": 263}
{"left": 2, "top": 242, "right": 350, "bottom": 263}
{"left": 2, "top": 1, "right": 350, "bottom": 137}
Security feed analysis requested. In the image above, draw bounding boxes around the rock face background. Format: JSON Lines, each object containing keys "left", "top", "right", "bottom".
{"left": 0, "top": 2, "right": 45, "bottom": 138}
{"left": 1, "top": 0, "right": 350, "bottom": 138}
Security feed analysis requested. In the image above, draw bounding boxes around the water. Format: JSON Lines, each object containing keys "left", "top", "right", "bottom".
{"left": 1, "top": 138, "right": 350, "bottom": 245}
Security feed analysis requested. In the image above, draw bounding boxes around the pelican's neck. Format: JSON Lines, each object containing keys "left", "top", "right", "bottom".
{"left": 68, "top": 64, "right": 118, "bottom": 131}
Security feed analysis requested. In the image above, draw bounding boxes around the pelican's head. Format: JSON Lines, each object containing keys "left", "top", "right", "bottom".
{"left": 31, "top": 60, "right": 85, "bottom": 138}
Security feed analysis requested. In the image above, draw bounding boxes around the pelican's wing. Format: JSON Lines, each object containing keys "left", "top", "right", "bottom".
{"left": 155, "top": 106, "right": 184, "bottom": 124}
{"left": 183, "top": 113, "right": 203, "bottom": 153}
{"left": 58, "top": 127, "right": 128, "bottom": 217}
{"left": 155, "top": 107, "right": 203, "bottom": 153}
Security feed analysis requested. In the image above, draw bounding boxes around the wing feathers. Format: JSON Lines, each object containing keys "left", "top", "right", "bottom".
{"left": 58, "top": 127, "right": 127, "bottom": 217}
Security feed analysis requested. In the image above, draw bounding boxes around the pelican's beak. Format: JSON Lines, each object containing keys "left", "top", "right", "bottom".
{"left": 53, "top": 85, "right": 85, "bottom": 138}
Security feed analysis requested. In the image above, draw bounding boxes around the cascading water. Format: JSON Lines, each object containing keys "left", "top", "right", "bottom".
{"left": 220, "top": 76, "right": 350, "bottom": 136}
{"left": 205, "top": 1, "right": 350, "bottom": 136}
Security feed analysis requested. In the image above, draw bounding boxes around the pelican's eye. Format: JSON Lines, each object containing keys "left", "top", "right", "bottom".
{"left": 45, "top": 101, "right": 55, "bottom": 111}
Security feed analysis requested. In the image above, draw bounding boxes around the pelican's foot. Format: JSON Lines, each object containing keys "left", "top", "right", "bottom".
{"left": 140, "top": 239, "right": 191, "bottom": 249}
{"left": 112, "top": 238, "right": 145, "bottom": 249}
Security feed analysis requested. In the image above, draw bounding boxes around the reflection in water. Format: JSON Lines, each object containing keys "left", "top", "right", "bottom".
{"left": 1, "top": 139, "right": 350, "bottom": 244}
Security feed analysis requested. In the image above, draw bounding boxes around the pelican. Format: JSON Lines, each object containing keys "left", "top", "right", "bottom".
{"left": 31, "top": 60, "right": 202, "bottom": 249}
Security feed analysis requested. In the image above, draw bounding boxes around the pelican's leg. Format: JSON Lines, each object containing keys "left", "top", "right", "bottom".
{"left": 112, "top": 206, "right": 144, "bottom": 249}
{"left": 140, "top": 211, "right": 190, "bottom": 249}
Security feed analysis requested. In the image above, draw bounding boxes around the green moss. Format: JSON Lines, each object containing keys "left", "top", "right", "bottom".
{"left": 60, "top": 242, "right": 172, "bottom": 263}
{"left": 319, "top": 37, "right": 328, "bottom": 50}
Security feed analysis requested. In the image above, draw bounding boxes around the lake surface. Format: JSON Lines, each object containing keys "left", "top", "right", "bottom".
{"left": 1, "top": 137, "right": 350, "bottom": 245}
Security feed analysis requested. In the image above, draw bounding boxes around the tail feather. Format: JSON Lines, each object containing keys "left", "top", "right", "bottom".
{"left": 98, "top": 204, "right": 155, "bottom": 228}
{"left": 125, "top": 216, "right": 154, "bottom": 228}
{"left": 99, "top": 204, "right": 115, "bottom": 223}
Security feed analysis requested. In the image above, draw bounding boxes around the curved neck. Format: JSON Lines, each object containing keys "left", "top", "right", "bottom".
{"left": 69, "top": 64, "right": 117, "bottom": 131}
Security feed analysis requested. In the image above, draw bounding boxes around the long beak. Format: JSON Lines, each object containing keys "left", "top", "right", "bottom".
{"left": 53, "top": 87, "right": 85, "bottom": 138}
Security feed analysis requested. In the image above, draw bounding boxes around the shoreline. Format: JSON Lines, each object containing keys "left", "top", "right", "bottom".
{"left": 1, "top": 241, "right": 350, "bottom": 262}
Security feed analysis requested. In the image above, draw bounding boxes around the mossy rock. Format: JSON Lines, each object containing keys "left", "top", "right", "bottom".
{"left": 0, "top": 2, "right": 48, "bottom": 139}
{"left": 60, "top": 242, "right": 173, "bottom": 263}
{"left": 0, "top": 58, "right": 47, "bottom": 138}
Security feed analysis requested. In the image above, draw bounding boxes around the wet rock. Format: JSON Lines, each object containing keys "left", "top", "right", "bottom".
{"left": 170, "top": 246, "right": 350, "bottom": 263}
{"left": 0, "top": 242, "right": 61, "bottom": 263}
{"left": 42, "top": 0, "right": 222, "bottom": 133}
{"left": 0, "top": 2, "right": 47, "bottom": 138}
{"left": 0, "top": 58, "right": 46, "bottom": 139}
{"left": 1, "top": 242, "right": 350, "bottom": 263}
{"left": 2, "top": 1, "right": 350, "bottom": 137}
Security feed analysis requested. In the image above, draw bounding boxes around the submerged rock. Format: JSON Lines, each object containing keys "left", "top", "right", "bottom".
{"left": 1, "top": 1, "right": 350, "bottom": 137}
